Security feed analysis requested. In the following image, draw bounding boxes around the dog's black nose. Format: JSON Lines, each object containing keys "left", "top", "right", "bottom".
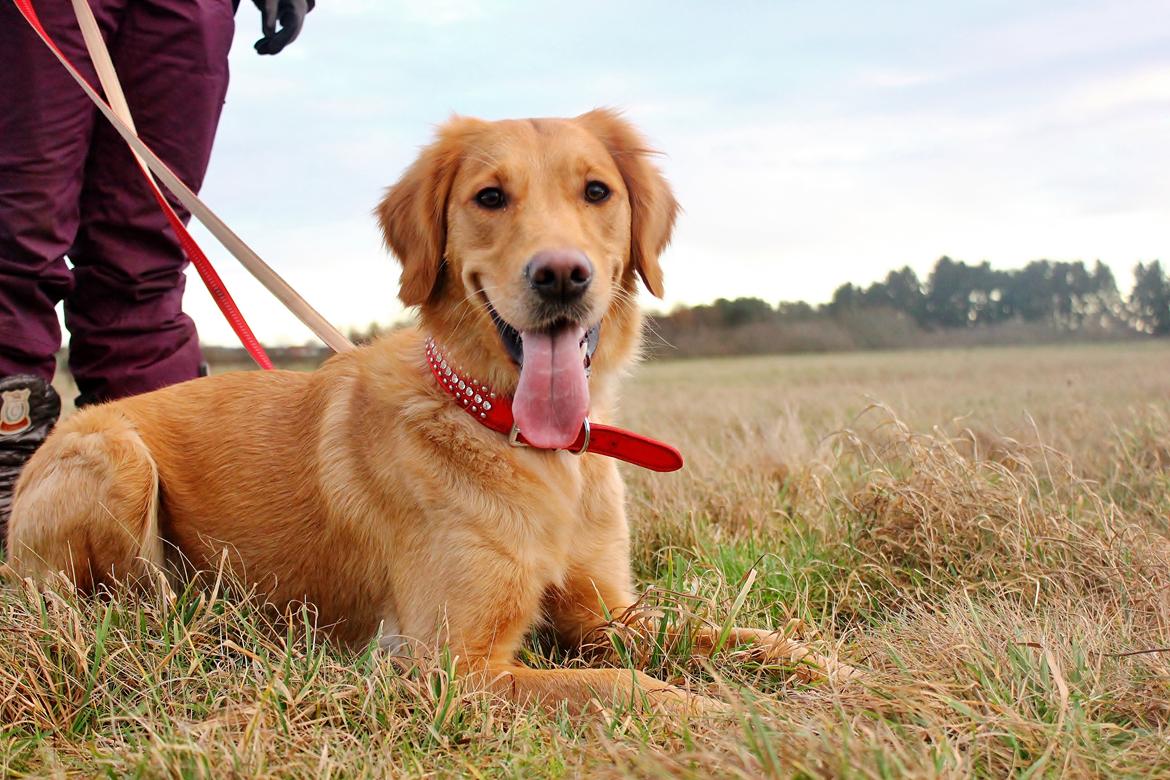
{"left": 525, "top": 250, "right": 593, "bottom": 303}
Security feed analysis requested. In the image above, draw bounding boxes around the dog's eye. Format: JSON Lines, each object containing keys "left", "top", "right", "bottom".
{"left": 475, "top": 187, "right": 506, "bottom": 209}
{"left": 584, "top": 181, "right": 610, "bottom": 203}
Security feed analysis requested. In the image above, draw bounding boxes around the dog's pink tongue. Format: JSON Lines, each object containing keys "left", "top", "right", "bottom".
{"left": 514, "top": 326, "right": 589, "bottom": 449}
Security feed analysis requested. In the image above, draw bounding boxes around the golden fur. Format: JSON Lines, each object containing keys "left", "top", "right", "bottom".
{"left": 6, "top": 111, "right": 850, "bottom": 714}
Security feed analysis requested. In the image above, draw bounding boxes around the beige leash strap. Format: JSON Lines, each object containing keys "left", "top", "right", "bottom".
{"left": 68, "top": 0, "right": 355, "bottom": 354}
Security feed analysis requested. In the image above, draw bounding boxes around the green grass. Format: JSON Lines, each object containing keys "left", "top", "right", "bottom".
{"left": 4, "top": 341, "right": 1170, "bottom": 777}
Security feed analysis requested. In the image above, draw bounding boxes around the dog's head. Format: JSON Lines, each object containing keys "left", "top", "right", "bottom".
{"left": 377, "top": 110, "right": 678, "bottom": 448}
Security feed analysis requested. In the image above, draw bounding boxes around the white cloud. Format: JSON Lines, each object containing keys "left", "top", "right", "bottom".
{"left": 852, "top": 67, "right": 938, "bottom": 89}
{"left": 1059, "top": 65, "right": 1170, "bottom": 115}
{"left": 399, "top": 0, "right": 485, "bottom": 26}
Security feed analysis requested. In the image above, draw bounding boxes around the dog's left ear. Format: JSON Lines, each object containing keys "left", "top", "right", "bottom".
{"left": 376, "top": 117, "right": 483, "bottom": 307}
{"left": 576, "top": 109, "right": 679, "bottom": 298}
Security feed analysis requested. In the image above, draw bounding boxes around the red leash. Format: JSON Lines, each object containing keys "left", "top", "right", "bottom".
{"left": 12, "top": 0, "right": 275, "bottom": 370}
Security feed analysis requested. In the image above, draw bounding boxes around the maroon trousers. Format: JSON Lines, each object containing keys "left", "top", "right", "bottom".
{"left": 0, "top": 0, "right": 234, "bottom": 403}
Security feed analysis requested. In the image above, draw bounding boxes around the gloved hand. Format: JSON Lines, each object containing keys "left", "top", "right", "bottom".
{"left": 252, "top": 0, "right": 314, "bottom": 56}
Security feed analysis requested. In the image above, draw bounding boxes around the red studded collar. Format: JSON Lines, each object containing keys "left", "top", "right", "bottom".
{"left": 424, "top": 338, "right": 683, "bottom": 472}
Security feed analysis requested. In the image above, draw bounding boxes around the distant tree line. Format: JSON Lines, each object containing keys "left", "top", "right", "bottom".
{"left": 202, "top": 257, "right": 1169, "bottom": 365}
{"left": 647, "top": 258, "right": 1169, "bottom": 358}
{"left": 828, "top": 257, "right": 1168, "bottom": 333}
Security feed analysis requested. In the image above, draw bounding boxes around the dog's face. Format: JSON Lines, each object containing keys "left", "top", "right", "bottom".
{"left": 378, "top": 110, "right": 678, "bottom": 448}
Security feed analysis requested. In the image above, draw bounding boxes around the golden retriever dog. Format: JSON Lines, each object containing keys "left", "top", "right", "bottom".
{"left": 5, "top": 110, "right": 852, "bottom": 714}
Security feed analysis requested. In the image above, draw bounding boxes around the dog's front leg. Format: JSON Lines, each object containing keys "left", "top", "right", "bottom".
{"left": 386, "top": 517, "right": 713, "bottom": 717}
{"left": 541, "top": 458, "right": 641, "bottom": 648}
{"left": 550, "top": 574, "right": 859, "bottom": 685}
{"left": 663, "top": 625, "right": 860, "bottom": 683}
{"left": 547, "top": 460, "right": 858, "bottom": 685}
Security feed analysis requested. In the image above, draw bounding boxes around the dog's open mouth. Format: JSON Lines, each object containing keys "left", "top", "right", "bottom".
{"left": 485, "top": 300, "right": 600, "bottom": 449}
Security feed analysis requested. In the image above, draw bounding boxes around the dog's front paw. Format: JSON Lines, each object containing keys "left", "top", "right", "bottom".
{"left": 587, "top": 681, "right": 730, "bottom": 721}
{"left": 743, "top": 631, "right": 862, "bottom": 684}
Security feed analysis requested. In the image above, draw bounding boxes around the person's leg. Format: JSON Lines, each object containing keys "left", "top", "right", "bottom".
{"left": 0, "top": 0, "right": 126, "bottom": 539}
{"left": 66, "top": 0, "right": 235, "bottom": 404}
{"left": 0, "top": 0, "right": 120, "bottom": 381}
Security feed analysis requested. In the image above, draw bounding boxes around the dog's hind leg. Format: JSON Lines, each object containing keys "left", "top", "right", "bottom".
{"left": 5, "top": 409, "right": 163, "bottom": 593}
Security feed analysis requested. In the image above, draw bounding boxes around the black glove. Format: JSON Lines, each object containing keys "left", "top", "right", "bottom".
{"left": 252, "top": 0, "right": 314, "bottom": 56}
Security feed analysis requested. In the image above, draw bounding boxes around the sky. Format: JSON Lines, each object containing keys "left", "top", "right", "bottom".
{"left": 178, "top": 0, "right": 1170, "bottom": 346}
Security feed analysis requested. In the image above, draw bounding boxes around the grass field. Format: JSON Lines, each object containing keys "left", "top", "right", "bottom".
{"left": 4, "top": 342, "right": 1170, "bottom": 777}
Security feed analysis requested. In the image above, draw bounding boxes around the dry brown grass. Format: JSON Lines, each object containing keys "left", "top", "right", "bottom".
{"left": 4, "top": 341, "right": 1169, "bottom": 777}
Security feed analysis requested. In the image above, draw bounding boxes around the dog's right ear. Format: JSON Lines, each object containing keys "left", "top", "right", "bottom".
{"left": 376, "top": 118, "right": 481, "bottom": 307}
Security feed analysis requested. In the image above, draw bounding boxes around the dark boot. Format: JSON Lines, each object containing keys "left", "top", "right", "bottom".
{"left": 0, "top": 374, "right": 61, "bottom": 547}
